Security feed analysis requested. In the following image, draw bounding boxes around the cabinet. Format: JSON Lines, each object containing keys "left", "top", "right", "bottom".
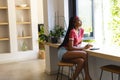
{"left": 0, "top": 0, "right": 10, "bottom": 53}
{"left": 15, "top": 0, "right": 32, "bottom": 51}
{"left": 0, "top": 0, "right": 38, "bottom": 63}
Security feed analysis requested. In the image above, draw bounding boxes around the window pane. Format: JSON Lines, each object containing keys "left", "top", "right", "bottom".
{"left": 76, "top": 0, "right": 93, "bottom": 39}
{"left": 104, "top": 0, "right": 120, "bottom": 47}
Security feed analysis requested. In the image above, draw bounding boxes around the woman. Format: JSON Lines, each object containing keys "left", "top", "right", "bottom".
{"left": 58, "top": 16, "right": 92, "bottom": 80}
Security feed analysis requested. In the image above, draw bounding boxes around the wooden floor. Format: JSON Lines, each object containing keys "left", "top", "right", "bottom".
{"left": 0, "top": 59, "right": 57, "bottom": 80}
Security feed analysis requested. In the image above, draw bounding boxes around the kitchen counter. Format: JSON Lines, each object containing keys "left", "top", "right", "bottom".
{"left": 44, "top": 42, "right": 120, "bottom": 80}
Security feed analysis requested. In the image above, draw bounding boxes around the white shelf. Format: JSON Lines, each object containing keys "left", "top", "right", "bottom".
{"left": 17, "top": 36, "right": 32, "bottom": 39}
{"left": 16, "top": 22, "right": 31, "bottom": 24}
{"left": 0, "top": 37, "right": 9, "bottom": 41}
{"left": 16, "top": 7, "right": 30, "bottom": 10}
{"left": 0, "top": 22, "right": 8, "bottom": 25}
{"left": 0, "top": 7, "right": 8, "bottom": 9}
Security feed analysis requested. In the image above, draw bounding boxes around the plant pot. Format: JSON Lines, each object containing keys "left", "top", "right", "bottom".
{"left": 51, "top": 37, "right": 58, "bottom": 43}
{"left": 38, "top": 50, "right": 45, "bottom": 59}
{"left": 58, "top": 37, "right": 64, "bottom": 43}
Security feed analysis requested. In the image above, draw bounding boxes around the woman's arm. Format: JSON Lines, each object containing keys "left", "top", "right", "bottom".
{"left": 68, "top": 40, "right": 93, "bottom": 51}
{"left": 68, "top": 40, "right": 83, "bottom": 50}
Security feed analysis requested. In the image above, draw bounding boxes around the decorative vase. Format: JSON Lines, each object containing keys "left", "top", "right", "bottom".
{"left": 21, "top": 41, "right": 28, "bottom": 51}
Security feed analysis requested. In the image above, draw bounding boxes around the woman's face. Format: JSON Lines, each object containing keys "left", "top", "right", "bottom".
{"left": 75, "top": 19, "right": 82, "bottom": 28}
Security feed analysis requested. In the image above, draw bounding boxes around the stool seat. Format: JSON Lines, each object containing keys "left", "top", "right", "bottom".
{"left": 101, "top": 65, "right": 120, "bottom": 74}
{"left": 56, "top": 61, "right": 75, "bottom": 80}
{"left": 58, "top": 61, "right": 74, "bottom": 67}
{"left": 56, "top": 61, "right": 84, "bottom": 80}
{"left": 100, "top": 64, "right": 120, "bottom": 80}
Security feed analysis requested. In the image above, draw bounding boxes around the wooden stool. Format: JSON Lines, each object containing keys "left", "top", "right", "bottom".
{"left": 56, "top": 61, "right": 84, "bottom": 80}
{"left": 100, "top": 65, "right": 120, "bottom": 80}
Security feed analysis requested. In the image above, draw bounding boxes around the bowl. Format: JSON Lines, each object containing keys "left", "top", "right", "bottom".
{"left": 17, "top": 4, "right": 28, "bottom": 7}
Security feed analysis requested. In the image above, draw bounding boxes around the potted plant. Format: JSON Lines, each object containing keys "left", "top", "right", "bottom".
{"left": 38, "top": 24, "right": 48, "bottom": 49}
{"left": 49, "top": 25, "right": 66, "bottom": 43}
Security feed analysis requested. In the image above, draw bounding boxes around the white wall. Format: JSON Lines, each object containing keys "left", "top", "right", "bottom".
{"left": 43, "top": 0, "right": 69, "bottom": 32}
{"left": 37, "top": 0, "right": 44, "bottom": 24}
{"left": 94, "top": 0, "right": 104, "bottom": 45}
{"left": 43, "top": 0, "right": 69, "bottom": 74}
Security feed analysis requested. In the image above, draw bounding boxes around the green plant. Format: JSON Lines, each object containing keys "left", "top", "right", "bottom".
{"left": 83, "top": 39, "right": 95, "bottom": 43}
{"left": 49, "top": 25, "right": 66, "bottom": 43}
{"left": 108, "top": 0, "right": 120, "bottom": 46}
{"left": 49, "top": 25, "right": 66, "bottom": 38}
{"left": 38, "top": 34, "right": 48, "bottom": 42}
{"left": 38, "top": 24, "right": 48, "bottom": 49}
{"left": 38, "top": 25, "right": 48, "bottom": 43}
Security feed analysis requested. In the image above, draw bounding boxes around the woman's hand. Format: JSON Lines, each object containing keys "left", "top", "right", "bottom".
{"left": 84, "top": 44, "right": 93, "bottom": 49}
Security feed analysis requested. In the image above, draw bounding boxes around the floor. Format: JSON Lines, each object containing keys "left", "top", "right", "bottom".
{"left": 0, "top": 59, "right": 57, "bottom": 80}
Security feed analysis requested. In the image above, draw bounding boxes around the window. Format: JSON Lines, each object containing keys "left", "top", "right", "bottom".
{"left": 76, "top": 0, "right": 94, "bottom": 40}
{"left": 103, "top": 0, "right": 120, "bottom": 47}
{"left": 68, "top": 0, "right": 94, "bottom": 39}
{"left": 69, "top": 0, "right": 120, "bottom": 47}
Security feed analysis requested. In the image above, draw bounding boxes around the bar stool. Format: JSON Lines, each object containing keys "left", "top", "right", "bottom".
{"left": 100, "top": 64, "right": 120, "bottom": 80}
{"left": 56, "top": 61, "right": 84, "bottom": 80}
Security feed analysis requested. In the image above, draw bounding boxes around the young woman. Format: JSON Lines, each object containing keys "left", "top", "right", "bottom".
{"left": 58, "top": 16, "right": 92, "bottom": 80}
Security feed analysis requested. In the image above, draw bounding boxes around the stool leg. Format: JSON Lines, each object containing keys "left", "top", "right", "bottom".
{"left": 68, "top": 66, "right": 71, "bottom": 80}
{"left": 118, "top": 74, "right": 120, "bottom": 80}
{"left": 81, "top": 70, "right": 84, "bottom": 80}
{"left": 56, "top": 66, "right": 60, "bottom": 80}
{"left": 60, "top": 66, "right": 63, "bottom": 80}
{"left": 74, "top": 64, "right": 84, "bottom": 80}
{"left": 71, "top": 67, "right": 74, "bottom": 77}
{"left": 78, "top": 75, "right": 80, "bottom": 80}
{"left": 71, "top": 66, "right": 74, "bottom": 79}
{"left": 111, "top": 72, "right": 113, "bottom": 80}
{"left": 100, "top": 70, "right": 103, "bottom": 80}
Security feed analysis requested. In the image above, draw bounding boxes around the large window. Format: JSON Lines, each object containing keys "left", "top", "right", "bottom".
{"left": 76, "top": 0, "right": 94, "bottom": 40}
{"left": 103, "top": 0, "right": 120, "bottom": 47}
{"left": 69, "top": 0, "right": 120, "bottom": 47}
{"left": 69, "top": 0, "right": 94, "bottom": 40}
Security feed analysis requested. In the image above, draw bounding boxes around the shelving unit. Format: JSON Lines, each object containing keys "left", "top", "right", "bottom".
{"left": 15, "top": 0, "right": 32, "bottom": 51}
{"left": 0, "top": 0, "right": 38, "bottom": 63}
{"left": 0, "top": 0, "right": 10, "bottom": 53}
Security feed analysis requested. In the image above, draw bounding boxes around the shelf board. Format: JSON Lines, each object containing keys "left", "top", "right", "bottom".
{"left": 0, "top": 37, "right": 9, "bottom": 41}
{"left": 17, "top": 36, "right": 32, "bottom": 39}
{"left": 0, "top": 7, "right": 8, "bottom": 9}
{"left": 16, "top": 22, "right": 31, "bottom": 24}
{"left": 16, "top": 7, "right": 30, "bottom": 9}
{"left": 0, "top": 22, "right": 8, "bottom": 25}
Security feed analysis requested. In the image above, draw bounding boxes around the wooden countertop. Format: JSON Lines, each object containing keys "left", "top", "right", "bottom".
{"left": 45, "top": 42, "right": 60, "bottom": 48}
{"left": 45, "top": 42, "right": 120, "bottom": 62}
{"left": 86, "top": 48, "right": 120, "bottom": 62}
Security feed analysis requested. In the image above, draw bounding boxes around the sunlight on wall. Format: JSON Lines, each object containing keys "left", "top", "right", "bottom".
{"left": 103, "top": 0, "right": 112, "bottom": 45}
{"left": 94, "top": 0, "right": 104, "bottom": 45}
